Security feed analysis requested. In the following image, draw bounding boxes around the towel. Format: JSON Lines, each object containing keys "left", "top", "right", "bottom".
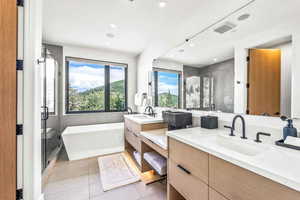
{"left": 134, "top": 93, "right": 142, "bottom": 106}
{"left": 284, "top": 136, "right": 300, "bottom": 147}
{"left": 143, "top": 151, "right": 167, "bottom": 176}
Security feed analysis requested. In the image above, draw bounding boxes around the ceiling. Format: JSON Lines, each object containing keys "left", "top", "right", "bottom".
{"left": 160, "top": 0, "right": 300, "bottom": 67}
{"left": 43, "top": 0, "right": 252, "bottom": 56}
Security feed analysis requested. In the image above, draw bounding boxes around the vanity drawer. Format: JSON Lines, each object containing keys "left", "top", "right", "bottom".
{"left": 168, "top": 160, "right": 208, "bottom": 200}
{"left": 125, "top": 119, "right": 141, "bottom": 134}
{"left": 169, "top": 138, "right": 209, "bottom": 184}
{"left": 125, "top": 128, "right": 141, "bottom": 152}
{"left": 209, "top": 155, "right": 300, "bottom": 200}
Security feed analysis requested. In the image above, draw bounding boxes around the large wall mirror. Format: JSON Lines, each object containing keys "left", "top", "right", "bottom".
{"left": 151, "top": 0, "right": 299, "bottom": 118}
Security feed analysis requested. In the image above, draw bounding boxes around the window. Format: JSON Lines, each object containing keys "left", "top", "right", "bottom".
{"left": 66, "top": 57, "right": 127, "bottom": 113}
{"left": 153, "top": 69, "right": 181, "bottom": 108}
{"left": 110, "top": 66, "right": 127, "bottom": 111}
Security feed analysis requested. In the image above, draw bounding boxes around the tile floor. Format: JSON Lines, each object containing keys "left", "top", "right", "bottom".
{"left": 44, "top": 150, "right": 167, "bottom": 200}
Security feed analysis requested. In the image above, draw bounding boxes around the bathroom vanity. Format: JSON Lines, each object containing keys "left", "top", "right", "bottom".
{"left": 167, "top": 127, "right": 300, "bottom": 200}
{"left": 124, "top": 114, "right": 168, "bottom": 183}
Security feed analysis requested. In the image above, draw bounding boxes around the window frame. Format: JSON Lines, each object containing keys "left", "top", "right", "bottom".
{"left": 152, "top": 68, "right": 182, "bottom": 108}
{"left": 65, "top": 57, "right": 128, "bottom": 114}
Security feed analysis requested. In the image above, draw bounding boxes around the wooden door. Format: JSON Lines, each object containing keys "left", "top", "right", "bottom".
{"left": 248, "top": 49, "right": 281, "bottom": 116}
{"left": 0, "top": 0, "right": 17, "bottom": 200}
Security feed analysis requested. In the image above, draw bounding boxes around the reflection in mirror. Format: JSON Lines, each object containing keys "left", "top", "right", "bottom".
{"left": 154, "top": 0, "right": 297, "bottom": 117}
{"left": 247, "top": 38, "right": 292, "bottom": 117}
{"left": 151, "top": 68, "right": 182, "bottom": 108}
{"left": 183, "top": 59, "right": 234, "bottom": 113}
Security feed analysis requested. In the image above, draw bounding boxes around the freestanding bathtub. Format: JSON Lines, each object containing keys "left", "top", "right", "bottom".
{"left": 62, "top": 123, "right": 124, "bottom": 161}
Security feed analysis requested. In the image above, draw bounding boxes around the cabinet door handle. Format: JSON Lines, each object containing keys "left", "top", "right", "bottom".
{"left": 177, "top": 165, "right": 191, "bottom": 175}
{"left": 132, "top": 132, "right": 138, "bottom": 137}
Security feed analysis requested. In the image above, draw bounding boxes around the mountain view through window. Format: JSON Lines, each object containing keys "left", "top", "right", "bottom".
{"left": 66, "top": 58, "right": 126, "bottom": 113}
{"left": 157, "top": 71, "right": 180, "bottom": 108}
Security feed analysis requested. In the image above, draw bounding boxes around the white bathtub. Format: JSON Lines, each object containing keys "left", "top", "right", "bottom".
{"left": 62, "top": 123, "right": 124, "bottom": 161}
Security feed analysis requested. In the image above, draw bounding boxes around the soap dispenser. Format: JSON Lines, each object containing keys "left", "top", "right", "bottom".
{"left": 280, "top": 116, "right": 298, "bottom": 140}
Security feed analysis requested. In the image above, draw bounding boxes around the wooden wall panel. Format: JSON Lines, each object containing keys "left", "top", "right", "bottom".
{"left": 0, "top": 0, "right": 17, "bottom": 200}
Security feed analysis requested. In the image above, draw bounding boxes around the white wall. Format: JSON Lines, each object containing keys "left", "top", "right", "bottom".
{"left": 272, "top": 42, "right": 292, "bottom": 117}
{"left": 153, "top": 59, "right": 184, "bottom": 71}
{"left": 57, "top": 45, "right": 138, "bottom": 130}
{"left": 62, "top": 45, "right": 137, "bottom": 110}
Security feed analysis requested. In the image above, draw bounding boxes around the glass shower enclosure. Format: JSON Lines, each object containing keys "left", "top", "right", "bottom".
{"left": 41, "top": 45, "right": 62, "bottom": 172}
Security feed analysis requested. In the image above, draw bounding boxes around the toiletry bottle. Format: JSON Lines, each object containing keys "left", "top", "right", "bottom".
{"left": 281, "top": 116, "right": 298, "bottom": 140}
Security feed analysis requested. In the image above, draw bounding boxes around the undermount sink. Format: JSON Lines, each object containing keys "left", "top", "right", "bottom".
{"left": 207, "top": 135, "right": 270, "bottom": 156}
{"left": 132, "top": 115, "right": 153, "bottom": 119}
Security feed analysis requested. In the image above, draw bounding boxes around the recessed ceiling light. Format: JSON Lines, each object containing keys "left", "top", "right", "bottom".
{"left": 238, "top": 13, "right": 250, "bottom": 21}
{"left": 158, "top": 1, "right": 167, "bottom": 8}
{"left": 106, "top": 33, "right": 115, "bottom": 38}
{"left": 110, "top": 24, "right": 117, "bottom": 29}
{"left": 213, "top": 58, "right": 218, "bottom": 62}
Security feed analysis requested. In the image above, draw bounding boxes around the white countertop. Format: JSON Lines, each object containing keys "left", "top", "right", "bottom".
{"left": 167, "top": 127, "right": 300, "bottom": 192}
{"left": 140, "top": 129, "right": 168, "bottom": 150}
{"left": 124, "top": 114, "right": 164, "bottom": 124}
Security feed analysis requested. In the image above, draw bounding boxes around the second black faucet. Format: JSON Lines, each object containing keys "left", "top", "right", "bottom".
{"left": 224, "top": 115, "right": 247, "bottom": 139}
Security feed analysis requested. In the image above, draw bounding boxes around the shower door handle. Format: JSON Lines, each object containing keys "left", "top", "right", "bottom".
{"left": 41, "top": 106, "right": 49, "bottom": 120}
{"left": 45, "top": 106, "right": 49, "bottom": 120}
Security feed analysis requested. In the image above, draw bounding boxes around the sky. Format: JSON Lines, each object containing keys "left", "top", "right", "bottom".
{"left": 69, "top": 61, "right": 179, "bottom": 95}
{"left": 157, "top": 71, "right": 179, "bottom": 95}
{"left": 69, "top": 61, "right": 124, "bottom": 92}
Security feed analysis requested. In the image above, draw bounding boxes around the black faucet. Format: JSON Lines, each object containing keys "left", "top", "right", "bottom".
{"left": 254, "top": 132, "right": 271, "bottom": 143}
{"left": 144, "top": 106, "right": 155, "bottom": 117}
{"left": 127, "top": 107, "right": 133, "bottom": 114}
{"left": 224, "top": 115, "right": 247, "bottom": 139}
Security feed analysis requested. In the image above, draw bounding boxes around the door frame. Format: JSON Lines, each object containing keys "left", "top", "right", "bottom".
{"left": 23, "top": 0, "right": 44, "bottom": 200}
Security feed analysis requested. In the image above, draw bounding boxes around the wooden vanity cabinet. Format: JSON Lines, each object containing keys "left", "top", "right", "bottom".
{"left": 168, "top": 138, "right": 209, "bottom": 200}
{"left": 209, "top": 155, "right": 300, "bottom": 200}
{"left": 169, "top": 138, "right": 209, "bottom": 184}
{"left": 209, "top": 188, "right": 228, "bottom": 200}
{"left": 168, "top": 138, "right": 300, "bottom": 200}
{"left": 124, "top": 118, "right": 167, "bottom": 172}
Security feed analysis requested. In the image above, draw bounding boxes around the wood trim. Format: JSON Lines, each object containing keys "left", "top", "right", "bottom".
{"left": 141, "top": 122, "right": 168, "bottom": 131}
{"left": 0, "top": 0, "right": 17, "bottom": 199}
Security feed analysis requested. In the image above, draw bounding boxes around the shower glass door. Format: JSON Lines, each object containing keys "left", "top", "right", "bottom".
{"left": 41, "top": 45, "right": 59, "bottom": 172}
